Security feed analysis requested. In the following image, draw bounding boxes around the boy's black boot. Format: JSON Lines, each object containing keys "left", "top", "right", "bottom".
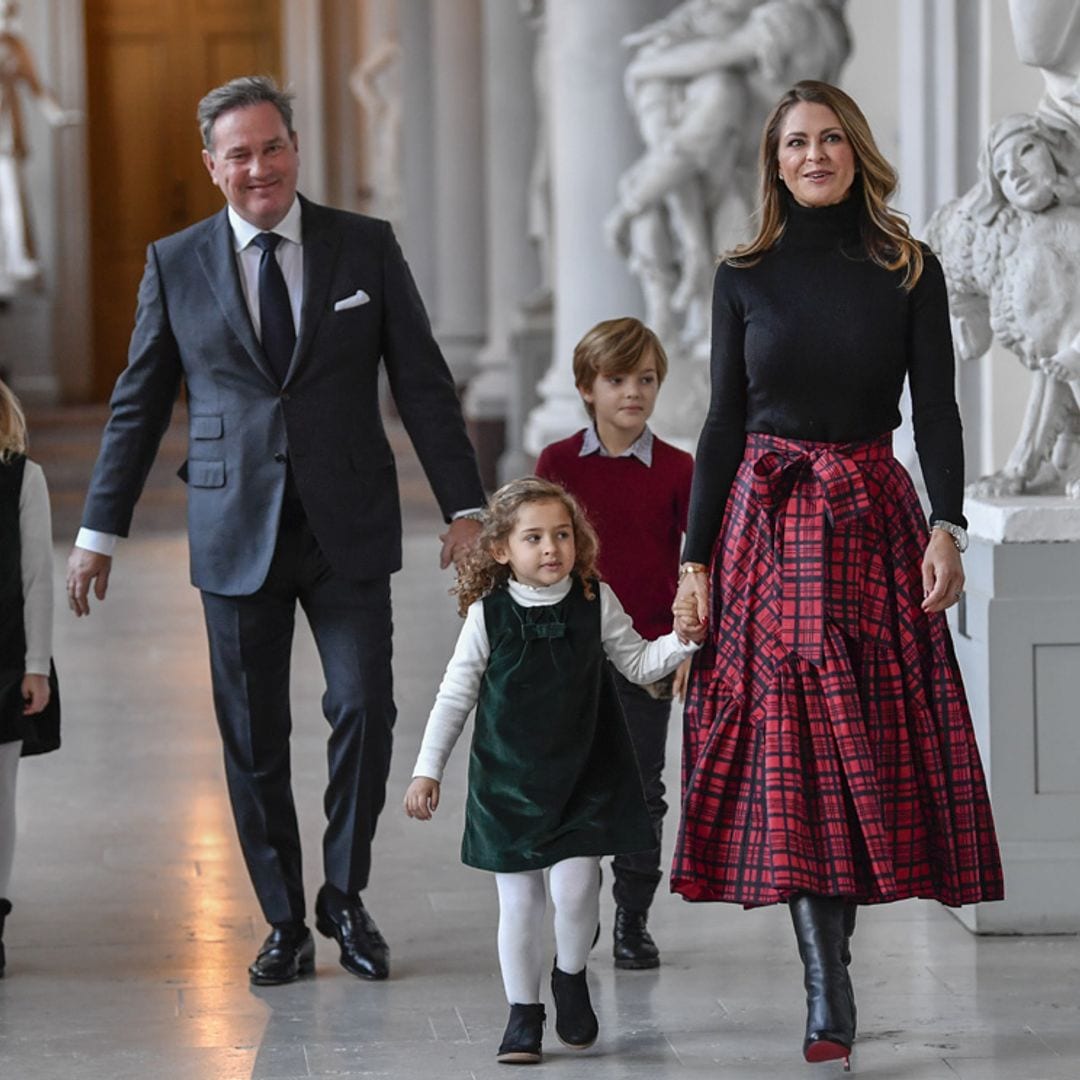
{"left": 788, "top": 893, "right": 855, "bottom": 1070}
{"left": 612, "top": 906, "right": 660, "bottom": 969}
{"left": 496, "top": 1003, "right": 545, "bottom": 1064}
{"left": 0, "top": 898, "right": 11, "bottom": 977}
{"left": 550, "top": 961, "right": 598, "bottom": 1049}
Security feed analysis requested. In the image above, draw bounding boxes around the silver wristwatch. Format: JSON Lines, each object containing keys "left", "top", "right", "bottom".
{"left": 930, "top": 520, "right": 968, "bottom": 553}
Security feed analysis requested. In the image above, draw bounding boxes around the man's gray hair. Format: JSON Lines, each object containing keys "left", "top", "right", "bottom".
{"left": 197, "top": 75, "right": 295, "bottom": 151}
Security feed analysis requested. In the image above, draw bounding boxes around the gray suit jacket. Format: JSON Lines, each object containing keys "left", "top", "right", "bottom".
{"left": 83, "top": 196, "right": 485, "bottom": 596}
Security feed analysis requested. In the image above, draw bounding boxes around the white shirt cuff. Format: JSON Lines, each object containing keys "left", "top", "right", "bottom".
{"left": 75, "top": 528, "right": 119, "bottom": 556}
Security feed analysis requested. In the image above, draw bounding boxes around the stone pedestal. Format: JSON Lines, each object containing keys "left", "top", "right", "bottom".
{"left": 950, "top": 496, "right": 1080, "bottom": 933}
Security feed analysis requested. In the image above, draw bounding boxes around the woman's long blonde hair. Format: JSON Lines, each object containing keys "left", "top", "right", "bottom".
{"left": 729, "top": 80, "right": 924, "bottom": 290}
{"left": 453, "top": 477, "right": 600, "bottom": 616}
{"left": 0, "top": 379, "right": 28, "bottom": 463}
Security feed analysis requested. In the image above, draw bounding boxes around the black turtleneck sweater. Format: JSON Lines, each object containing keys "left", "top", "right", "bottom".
{"left": 682, "top": 194, "right": 965, "bottom": 564}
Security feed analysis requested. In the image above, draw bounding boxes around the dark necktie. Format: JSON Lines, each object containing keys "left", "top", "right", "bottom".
{"left": 252, "top": 232, "right": 296, "bottom": 384}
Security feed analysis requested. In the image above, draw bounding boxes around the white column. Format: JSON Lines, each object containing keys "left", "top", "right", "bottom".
{"left": 464, "top": 0, "right": 541, "bottom": 487}
{"left": 282, "top": 0, "right": 327, "bottom": 204}
{"left": 523, "top": 0, "right": 670, "bottom": 455}
{"left": 397, "top": 0, "right": 436, "bottom": 306}
{"left": 430, "top": 0, "right": 487, "bottom": 383}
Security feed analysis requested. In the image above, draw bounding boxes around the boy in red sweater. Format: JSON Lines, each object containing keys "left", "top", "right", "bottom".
{"left": 535, "top": 317, "right": 693, "bottom": 970}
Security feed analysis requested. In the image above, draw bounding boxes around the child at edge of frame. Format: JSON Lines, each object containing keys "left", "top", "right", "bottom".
{"left": 404, "top": 475, "right": 704, "bottom": 1064}
{"left": 535, "top": 316, "right": 695, "bottom": 971}
{"left": 0, "top": 378, "right": 62, "bottom": 978}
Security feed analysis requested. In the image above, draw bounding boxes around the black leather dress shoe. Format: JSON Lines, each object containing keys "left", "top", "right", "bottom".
{"left": 315, "top": 885, "right": 389, "bottom": 980}
{"left": 248, "top": 924, "right": 315, "bottom": 986}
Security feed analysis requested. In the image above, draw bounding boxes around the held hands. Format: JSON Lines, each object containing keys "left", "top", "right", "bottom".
{"left": 921, "top": 529, "right": 965, "bottom": 613}
{"left": 65, "top": 546, "right": 112, "bottom": 616}
{"left": 438, "top": 517, "right": 482, "bottom": 570}
{"left": 404, "top": 777, "right": 441, "bottom": 821}
{"left": 672, "top": 596, "right": 707, "bottom": 645}
{"left": 22, "top": 673, "right": 50, "bottom": 716}
{"left": 673, "top": 565, "right": 709, "bottom": 645}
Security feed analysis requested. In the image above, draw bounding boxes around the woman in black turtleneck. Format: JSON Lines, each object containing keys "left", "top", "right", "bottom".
{"left": 670, "top": 81, "right": 1003, "bottom": 1069}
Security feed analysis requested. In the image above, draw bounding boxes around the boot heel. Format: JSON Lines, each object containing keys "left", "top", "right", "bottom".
{"left": 789, "top": 894, "right": 856, "bottom": 1067}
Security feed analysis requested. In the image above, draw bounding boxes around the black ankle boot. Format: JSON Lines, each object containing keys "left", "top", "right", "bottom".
{"left": 496, "top": 1003, "right": 545, "bottom": 1064}
{"left": 788, "top": 893, "right": 855, "bottom": 1068}
{"left": 550, "top": 961, "right": 598, "bottom": 1049}
{"left": 0, "top": 898, "right": 11, "bottom": 977}
{"left": 613, "top": 906, "right": 660, "bottom": 970}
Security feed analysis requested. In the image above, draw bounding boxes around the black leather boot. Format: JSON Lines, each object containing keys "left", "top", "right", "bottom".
{"left": 550, "top": 961, "right": 598, "bottom": 1049}
{"left": 840, "top": 901, "right": 857, "bottom": 967}
{"left": 612, "top": 906, "right": 660, "bottom": 970}
{"left": 0, "top": 898, "right": 10, "bottom": 977}
{"left": 496, "top": 1003, "right": 545, "bottom": 1064}
{"left": 788, "top": 893, "right": 855, "bottom": 1069}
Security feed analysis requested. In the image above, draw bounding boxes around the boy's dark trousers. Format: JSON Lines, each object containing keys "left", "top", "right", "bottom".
{"left": 610, "top": 670, "right": 671, "bottom": 912}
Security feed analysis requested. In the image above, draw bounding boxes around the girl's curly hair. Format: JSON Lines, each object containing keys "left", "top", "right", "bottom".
{"left": 452, "top": 476, "right": 600, "bottom": 615}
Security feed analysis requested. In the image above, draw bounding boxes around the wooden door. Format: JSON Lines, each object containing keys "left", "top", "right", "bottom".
{"left": 85, "top": 0, "right": 282, "bottom": 398}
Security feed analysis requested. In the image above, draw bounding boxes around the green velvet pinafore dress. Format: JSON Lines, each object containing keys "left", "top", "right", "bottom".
{"left": 461, "top": 577, "right": 655, "bottom": 873}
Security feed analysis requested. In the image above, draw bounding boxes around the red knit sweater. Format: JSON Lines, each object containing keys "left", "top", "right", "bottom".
{"left": 535, "top": 430, "right": 693, "bottom": 640}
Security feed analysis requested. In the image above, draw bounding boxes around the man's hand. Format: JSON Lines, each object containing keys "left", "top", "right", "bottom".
{"left": 66, "top": 546, "right": 112, "bottom": 616}
{"left": 438, "top": 517, "right": 483, "bottom": 570}
{"left": 404, "top": 777, "right": 441, "bottom": 820}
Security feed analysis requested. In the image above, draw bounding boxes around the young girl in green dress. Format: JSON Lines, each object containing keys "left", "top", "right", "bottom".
{"left": 405, "top": 476, "right": 703, "bottom": 1064}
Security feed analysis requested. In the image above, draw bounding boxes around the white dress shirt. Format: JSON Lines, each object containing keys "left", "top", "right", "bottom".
{"left": 76, "top": 199, "right": 305, "bottom": 557}
{"left": 411, "top": 576, "right": 699, "bottom": 783}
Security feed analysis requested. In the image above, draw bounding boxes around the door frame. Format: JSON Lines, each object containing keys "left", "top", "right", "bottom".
{"left": 52, "top": 0, "right": 327, "bottom": 401}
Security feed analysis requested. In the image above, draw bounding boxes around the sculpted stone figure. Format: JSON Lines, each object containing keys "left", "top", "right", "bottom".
{"left": 350, "top": 35, "right": 403, "bottom": 227}
{"left": 604, "top": 2, "right": 846, "bottom": 436}
{"left": 0, "top": 0, "right": 80, "bottom": 298}
{"left": 606, "top": 0, "right": 850, "bottom": 434}
{"left": 928, "top": 112, "right": 1080, "bottom": 498}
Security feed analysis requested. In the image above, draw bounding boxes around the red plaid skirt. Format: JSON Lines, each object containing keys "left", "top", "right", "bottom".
{"left": 672, "top": 433, "right": 1003, "bottom": 907}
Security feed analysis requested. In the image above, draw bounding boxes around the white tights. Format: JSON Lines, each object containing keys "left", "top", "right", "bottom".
{"left": 494, "top": 855, "right": 600, "bottom": 1005}
{"left": 0, "top": 741, "right": 20, "bottom": 898}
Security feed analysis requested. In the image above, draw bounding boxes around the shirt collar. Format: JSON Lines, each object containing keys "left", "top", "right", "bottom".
{"left": 228, "top": 197, "right": 303, "bottom": 252}
{"left": 579, "top": 424, "right": 654, "bottom": 467}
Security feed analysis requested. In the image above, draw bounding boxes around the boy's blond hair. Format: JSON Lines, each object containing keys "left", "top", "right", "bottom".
{"left": 0, "top": 379, "right": 28, "bottom": 463}
{"left": 572, "top": 317, "right": 669, "bottom": 418}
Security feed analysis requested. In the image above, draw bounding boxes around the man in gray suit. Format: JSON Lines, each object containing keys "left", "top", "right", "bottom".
{"left": 66, "top": 77, "right": 485, "bottom": 985}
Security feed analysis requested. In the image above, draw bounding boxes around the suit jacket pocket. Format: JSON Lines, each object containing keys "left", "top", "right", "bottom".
{"left": 187, "top": 460, "right": 225, "bottom": 488}
{"left": 190, "top": 415, "right": 224, "bottom": 440}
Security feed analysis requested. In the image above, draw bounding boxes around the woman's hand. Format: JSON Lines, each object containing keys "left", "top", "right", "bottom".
{"left": 921, "top": 530, "right": 965, "bottom": 613}
{"left": 673, "top": 564, "right": 709, "bottom": 643}
{"left": 404, "top": 777, "right": 440, "bottom": 820}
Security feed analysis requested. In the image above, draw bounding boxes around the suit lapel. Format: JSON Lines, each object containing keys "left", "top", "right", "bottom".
{"left": 288, "top": 196, "right": 343, "bottom": 383}
{"left": 196, "top": 210, "right": 279, "bottom": 386}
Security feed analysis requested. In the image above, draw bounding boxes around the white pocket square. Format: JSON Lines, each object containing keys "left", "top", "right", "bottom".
{"left": 334, "top": 290, "right": 370, "bottom": 312}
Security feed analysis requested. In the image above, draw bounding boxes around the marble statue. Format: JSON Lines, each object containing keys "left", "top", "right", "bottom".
{"left": 519, "top": 0, "right": 553, "bottom": 313}
{"left": 926, "top": 1, "right": 1080, "bottom": 499}
{"left": 606, "top": 0, "right": 851, "bottom": 436}
{"left": 928, "top": 113, "right": 1080, "bottom": 499}
{"left": 0, "top": 0, "right": 81, "bottom": 300}
{"left": 350, "top": 34, "right": 403, "bottom": 227}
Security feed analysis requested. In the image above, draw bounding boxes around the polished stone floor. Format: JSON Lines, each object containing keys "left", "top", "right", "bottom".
{"left": 3, "top": 410, "right": 1080, "bottom": 1079}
